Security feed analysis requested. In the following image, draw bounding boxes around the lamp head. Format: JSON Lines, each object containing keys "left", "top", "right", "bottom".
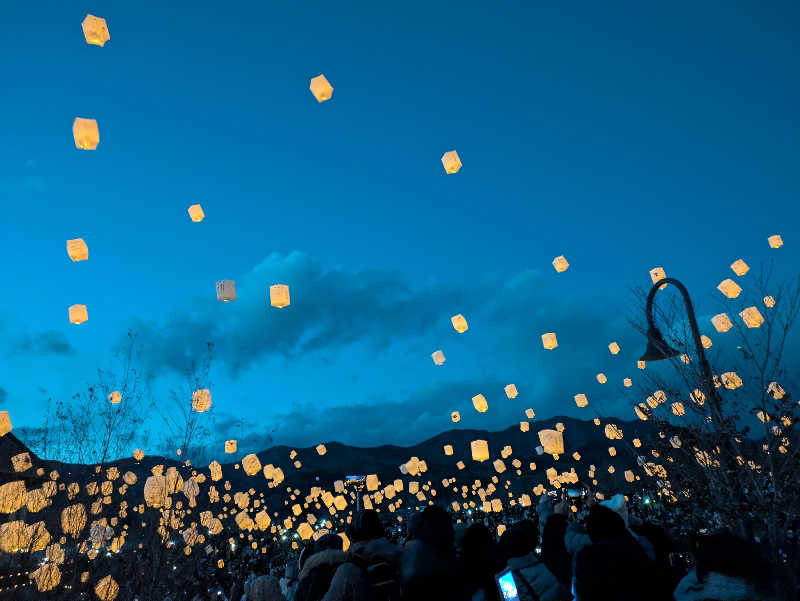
{"left": 640, "top": 326, "right": 680, "bottom": 362}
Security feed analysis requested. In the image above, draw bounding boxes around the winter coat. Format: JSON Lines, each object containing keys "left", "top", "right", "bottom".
{"left": 541, "top": 515, "right": 572, "bottom": 587}
{"left": 295, "top": 550, "right": 349, "bottom": 601}
{"left": 400, "top": 539, "right": 464, "bottom": 601}
{"left": 502, "top": 553, "right": 570, "bottom": 601}
{"left": 673, "top": 569, "right": 767, "bottom": 601}
{"left": 564, "top": 520, "right": 657, "bottom": 562}
{"left": 320, "top": 538, "right": 402, "bottom": 601}
{"left": 572, "top": 535, "right": 656, "bottom": 601}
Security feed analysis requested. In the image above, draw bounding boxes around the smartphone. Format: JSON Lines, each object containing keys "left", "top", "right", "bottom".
{"left": 496, "top": 569, "right": 521, "bottom": 601}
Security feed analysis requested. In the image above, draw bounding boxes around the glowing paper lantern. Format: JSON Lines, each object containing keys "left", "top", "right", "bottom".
{"left": 132, "top": 449, "right": 144, "bottom": 461}
{"left": 768, "top": 234, "right": 783, "bottom": 248}
{"left": 504, "top": 384, "right": 518, "bottom": 399}
{"left": 541, "top": 332, "right": 558, "bottom": 350}
{"left": 764, "top": 296, "right": 776, "bottom": 308}
{"left": 0, "top": 411, "right": 11, "bottom": 437}
{"left": 552, "top": 256, "right": 569, "bottom": 273}
{"left": 316, "top": 444, "right": 327, "bottom": 456}
{"left": 242, "top": 454, "right": 261, "bottom": 476}
{"left": 225, "top": 440, "right": 237, "bottom": 454}
{"left": 604, "top": 424, "right": 623, "bottom": 440}
{"left": 574, "top": 393, "right": 588, "bottom": 407}
{"left": 192, "top": 389, "right": 212, "bottom": 412}
{"left": 730, "top": 259, "right": 749, "bottom": 276}
{"left": 767, "top": 381, "right": 785, "bottom": 400}
{"left": 81, "top": 14, "right": 110, "bottom": 46}
{"left": 0, "top": 481, "right": 26, "bottom": 513}
{"left": 188, "top": 204, "right": 205, "bottom": 222}
{"left": 525, "top": 408, "right": 535, "bottom": 419}
{"left": 269, "top": 284, "right": 290, "bottom": 308}
{"left": 216, "top": 280, "right": 236, "bottom": 302}
{"left": 711, "top": 313, "right": 733, "bottom": 333}
{"left": 519, "top": 421, "right": 529, "bottom": 432}
{"left": 309, "top": 75, "right": 333, "bottom": 102}
{"left": 441, "top": 151, "right": 462, "bottom": 174}
{"left": 431, "top": 350, "right": 446, "bottom": 365}
{"left": 623, "top": 378, "right": 632, "bottom": 387}
{"left": 700, "top": 335, "right": 712, "bottom": 349}
{"left": 739, "top": 306, "right": 764, "bottom": 328}
{"left": 72, "top": 118, "right": 99, "bottom": 150}
{"left": 472, "top": 394, "right": 488, "bottom": 413}
{"left": 443, "top": 445, "right": 453, "bottom": 456}
{"left": 650, "top": 267, "right": 667, "bottom": 290}
{"left": 12, "top": 452, "right": 32, "bottom": 472}
{"left": 69, "top": 304, "right": 88, "bottom": 325}
{"left": 717, "top": 279, "right": 742, "bottom": 299}
{"left": 108, "top": 391, "right": 122, "bottom": 404}
{"left": 721, "top": 372, "right": 743, "bottom": 390}
{"left": 596, "top": 373, "right": 607, "bottom": 384}
{"left": 451, "top": 314, "right": 468, "bottom": 333}
{"left": 470, "top": 440, "right": 489, "bottom": 462}
{"left": 537, "top": 430, "right": 564, "bottom": 455}
{"left": 66, "top": 238, "right": 89, "bottom": 262}
{"left": 671, "top": 402, "right": 685, "bottom": 416}
{"left": 624, "top": 470, "right": 635, "bottom": 483}
{"left": 637, "top": 360, "right": 646, "bottom": 369}
{"left": 608, "top": 342, "right": 620, "bottom": 355}
{"left": 451, "top": 411, "right": 460, "bottom": 423}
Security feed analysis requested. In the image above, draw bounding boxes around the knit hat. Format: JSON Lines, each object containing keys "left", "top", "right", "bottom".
{"left": 600, "top": 493, "right": 629, "bottom": 527}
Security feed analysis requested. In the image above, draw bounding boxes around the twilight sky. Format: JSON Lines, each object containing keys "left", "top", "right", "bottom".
{"left": 1, "top": 1, "right": 798, "bottom": 454}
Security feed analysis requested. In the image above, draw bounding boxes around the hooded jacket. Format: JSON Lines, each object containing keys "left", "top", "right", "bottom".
{"left": 502, "top": 553, "right": 570, "bottom": 601}
{"left": 319, "top": 538, "right": 402, "bottom": 601}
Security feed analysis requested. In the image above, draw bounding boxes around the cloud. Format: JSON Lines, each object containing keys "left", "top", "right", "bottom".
{"left": 128, "top": 251, "right": 462, "bottom": 376}
{"left": 12, "top": 330, "right": 74, "bottom": 356}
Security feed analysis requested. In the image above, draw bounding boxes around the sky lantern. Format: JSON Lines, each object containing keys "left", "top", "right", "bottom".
{"left": 472, "top": 394, "right": 488, "bottom": 413}
{"left": 95, "top": 575, "right": 120, "bottom": 601}
{"left": 721, "top": 372, "right": 743, "bottom": 389}
{"left": 431, "top": 350, "right": 446, "bottom": 365}
{"left": 671, "top": 402, "right": 685, "bottom": 416}
{"left": 504, "top": 384, "right": 518, "bottom": 399}
{"left": 717, "top": 278, "right": 742, "bottom": 299}
{"left": 66, "top": 238, "right": 88, "bottom": 261}
{"left": 700, "top": 335, "right": 712, "bottom": 349}
{"left": 608, "top": 342, "right": 620, "bottom": 355}
{"left": 519, "top": 421, "right": 529, "bottom": 432}
{"left": 650, "top": 267, "right": 667, "bottom": 290}
{"left": 604, "top": 424, "right": 623, "bottom": 440}
{"left": 552, "top": 256, "right": 569, "bottom": 273}
{"left": 108, "top": 391, "right": 122, "bottom": 404}
{"left": 309, "top": 75, "right": 333, "bottom": 102}
{"left": 0, "top": 481, "right": 26, "bottom": 513}
{"left": 192, "top": 389, "right": 212, "bottom": 412}
{"left": 470, "top": 440, "right": 489, "bottom": 462}
{"left": 764, "top": 296, "right": 776, "bottom": 308}
{"left": 68, "top": 304, "right": 88, "bottom": 325}
{"left": 132, "top": 449, "right": 144, "bottom": 461}
{"left": 242, "top": 454, "right": 261, "bottom": 476}
{"left": 216, "top": 280, "right": 237, "bottom": 302}
{"left": 525, "top": 408, "right": 535, "bottom": 419}
{"left": 739, "top": 306, "right": 764, "bottom": 328}
{"left": 451, "top": 314, "right": 468, "bottom": 333}
{"left": 623, "top": 378, "right": 632, "bottom": 387}
{"left": 541, "top": 332, "right": 558, "bottom": 350}
{"left": 441, "top": 151, "right": 462, "bottom": 174}
{"left": 0, "top": 411, "right": 11, "bottom": 437}
{"left": 450, "top": 411, "right": 460, "bottom": 423}
{"left": 269, "top": 284, "right": 291, "bottom": 308}
{"left": 730, "top": 259, "right": 749, "bottom": 276}
{"left": 596, "top": 373, "right": 607, "bottom": 384}
{"left": 637, "top": 360, "right": 646, "bottom": 369}
{"left": 225, "top": 440, "right": 237, "bottom": 454}
{"left": 711, "top": 313, "right": 733, "bottom": 333}
{"left": 188, "top": 204, "right": 205, "bottom": 222}
{"left": 443, "top": 445, "right": 453, "bottom": 456}
{"left": 316, "top": 444, "right": 327, "bottom": 456}
{"left": 768, "top": 234, "right": 783, "bottom": 248}
{"left": 81, "top": 14, "right": 110, "bottom": 46}
{"left": 72, "top": 118, "right": 99, "bottom": 150}
{"left": 574, "top": 393, "right": 588, "bottom": 407}
{"left": 537, "top": 429, "right": 564, "bottom": 455}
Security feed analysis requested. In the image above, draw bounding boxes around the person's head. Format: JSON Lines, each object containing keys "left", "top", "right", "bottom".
{"left": 460, "top": 523, "right": 496, "bottom": 571}
{"left": 244, "top": 575, "right": 284, "bottom": 601}
{"left": 498, "top": 520, "right": 538, "bottom": 561}
{"left": 694, "top": 532, "right": 773, "bottom": 588}
{"left": 409, "top": 505, "right": 455, "bottom": 552}
{"left": 348, "top": 509, "right": 385, "bottom": 543}
{"left": 599, "top": 493, "right": 629, "bottom": 527}
{"left": 315, "top": 533, "right": 344, "bottom": 552}
{"left": 585, "top": 504, "right": 627, "bottom": 543}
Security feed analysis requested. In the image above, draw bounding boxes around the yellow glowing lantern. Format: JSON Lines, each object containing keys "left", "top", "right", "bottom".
{"left": 443, "top": 444, "right": 453, "bottom": 456}
{"left": 31, "top": 563, "right": 61, "bottom": 593}
{"left": 81, "top": 14, "right": 110, "bottom": 46}
{"left": 451, "top": 314, "right": 468, "bottom": 333}
{"left": 763, "top": 296, "right": 776, "bottom": 308}
{"left": 192, "top": 389, "right": 212, "bottom": 412}
{"left": 717, "top": 279, "right": 742, "bottom": 299}
{"left": 69, "top": 304, "right": 88, "bottom": 325}
{"left": 624, "top": 470, "right": 635, "bottom": 483}
{"left": 623, "top": 378, "right": 632, "bottom": 387}
{"left": 634, "top": 404, "right": 650, "bottom": 421}
{"left": 730, "top": 259, "right": 749, "bottom": 276}
{"left": 604, "top": 424, "right": 623, "bottom": 440}
{"left": 767, "top": 381, "right": 785, "bottom": 400}
{"left": 12, "top": 452, "right": 32, "bottom": 472}
{"left": 768, "top": 234, "right": 783, "bottom": 248}
{"left": 216, "top": 280, "right": 236, "bottom": 302}
{"left": 450, "top": 411, "right": 460, "bottom": 423}
{"left": 470, "top": 440, "right": 489, "bottom": 462}
{"left": 188, "top": 204, "right": 205, "bottom": 222}
{"left": 520, "top": 421, "right": 529, "bottom": 432}
{"left": 225, "top": 440, "right": 237, "bottom": 454}
{"left": 537, "top": 429, "right": 564, "bottom": 455}
{"left": 504, "top": 384, "right": 518, "bottom": 399}
{"left": 493, "top": 459, "right": 506, "bottom": 474}
{"left": 431, "top": 350, "right": 446, "bottom": 365}
{"left": 108, "top": 391, "right": 122, "bottom": 404}
{"left": 632, "top": 438, "right": 641, "bottom": 448}
{"left": 133, "top": 448, "right": 144, "bottom": 461}
{"left": 242, "top": 454, "right": 261, "bottom": 476}
{"left": 596, "top": 373, "right": 607, "bottom": 384}
{"left": 0, "top": 481, "right": 26, "bottom": 513}
{"left": 552, "top": 256, "right": 569, "bottom": 273}
{"left": 72, "top": 117, "right": 99, "bottom": 150}
{"left": 671, "top": 402, "right": 685, "bottom": 416}
{"left": 699, "top": 335, "right": 712, "bottom": 349}
{"left": 711, "top": 313, "right": 733, "bottom": 333}
{"left": 316, "top": 444, "right": 327, "bottom": 456}
{"left": 574, "top": 393, "right": 588, "bottom": 407}
{"left": 456, "top": 461, "right": 465, "bottom": 470}
{"left": 690, "top": 389, "right": 705, "bottom": 405}
{"left": 366, "top": 474, "right": 379, "bottom": 491}
{"left": 525, "top": 408, "right": 535, "bottom": 419}
{"left": 66, "top": 238, "right": 89, "bottom": 262}
{"left": 608, "top": 342, "right": 620, "bottom": 355}
{"left": 472, "top": 394, "right": 488, "bottom": 413}
{"left": 309, "top": 75, "right": 333, "bottom": 102}
{"left": 721, "top": 372, "right": 743, "bottom": 389}
{"left": 739, "top": 306, "right": 764, "bottom": 328}
{"left": 608, "top": 447, "right": 616, "bottom": 456}
{"left": 0, "top": 411, "right": 11, "bottom": 437}
{"left": 541, "top": 332, "right": 558, "bottom": 350}
{"left": 637, "top": 360, "right": 646, "bottom": 369}
{"left": 441, "top": 150, "right": 462, "bottom": 174}
{"left": 650, "top": 267, "right": 667, "bottom": 290}
{"left": 269, "top": 284, "right": 291, "bottom": 308}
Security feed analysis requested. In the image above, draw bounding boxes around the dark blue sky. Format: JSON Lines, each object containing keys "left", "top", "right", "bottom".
{"left": 1, "top": 1, "right": 798, "bottom": 452}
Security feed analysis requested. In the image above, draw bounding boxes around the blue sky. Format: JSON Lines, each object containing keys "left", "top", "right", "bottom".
{"left": 1, "top": 1, "right": 798, "bottom": 454}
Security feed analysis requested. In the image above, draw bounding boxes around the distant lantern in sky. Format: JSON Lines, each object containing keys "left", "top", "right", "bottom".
{"left": 537, "top": 429, "right": 564, "bottom": 456}
{"left": 623, "top": 378, "right": 632, "bottom": 387}
{"left": 541, "top": 332, "right": 558, "bottom": 350}
{"left": 608, "top": 342, "right": 620, "bottom": 355}
{"left": 552, "top": 256, "right": 569, "bottom": 273}
{"left": 574, "top": 393, "right": 588, "bottom": 408}
{"left": 443, "top": 445, "right": 453, "bottom": 456}
{"left": 730, "top": 259, "right": 749, "bottom": 276}
{"left": 700, "top": 335, "right": 712, "bottom": 349}
{"left": 81, "top": 14, "right": 110, "bottom": 47}
{"left": 450, "top": 411, "right": 460, "bottom": 423}
{"left": 0, "top": 411, "right": 11, "bottom": 437}
{"left": 711, "top": 313, "right": 733, "bottom": 333}
{"left": 596, "top": 373, "right": 607, "bottom": 384}
{"left": 441, "top": 151, "right": 462, "bottom": 174}
{"left": 431, "top": 350, "right": 446, "bottom": 366}
{"left": 650, "top": 267, "right": 667, "bottom": 290}
{"left": 504, "top": 384, "right": 518, "bottom": 399}
{"left": 472, "top": 394, "right": 488, "bottom": 413}
{"left": 224, "top": 440, "right": 237, "bottom": 454}
{"left": 108, "top": 391, "right": 122, "bottom": 405}
{"left": 309, "top": 75, "right": 333, "bottom": 102}
{"left": 470, "top": 440, "right": 489, "bottom": 462}
{"left": 739, "top": 306, "right": 764, "bottom": 328}
{"left": 316, "top": 444, "right": 326, "bottom": 456}
{"left": 188, "top": 204, "right": 205, "bottom": 222}
{"left": 216, "top": 280, "right": 236, "bottom": 302}
{"left": 767, "top": 234, "right": 783, "bottom": 248}
{"left": 717, "top": 278, "right": 742, "bottom": 299}
{"left": 66, "top": 238, "right": 89, "bottom": 262}
{"left": 269, "top": 284, "right": 290, "bottom": 308}
{"left": 192, "top": 389, "right": 212, "bottom": 412}
{"left": 451, "top": 314, "right": 468, "bottom": 333}
{"left": 72, "top": 118, "right": 99, "bottom": 150}
{"left": 68, "top": 304, "right": 88, "bottom": 325}
{"left": 637, "top": 360, "right": 646, "bottom": 369}
{"left": 525, "top": 408, "right": 535, "bottom": 419}
{"left": 763, "top": 295, "right": 776, "bottom": 308}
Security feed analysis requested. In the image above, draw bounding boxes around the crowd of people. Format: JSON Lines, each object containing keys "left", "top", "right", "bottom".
{"left": 169, "top": 491, "right": 781, "bottom": 601}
